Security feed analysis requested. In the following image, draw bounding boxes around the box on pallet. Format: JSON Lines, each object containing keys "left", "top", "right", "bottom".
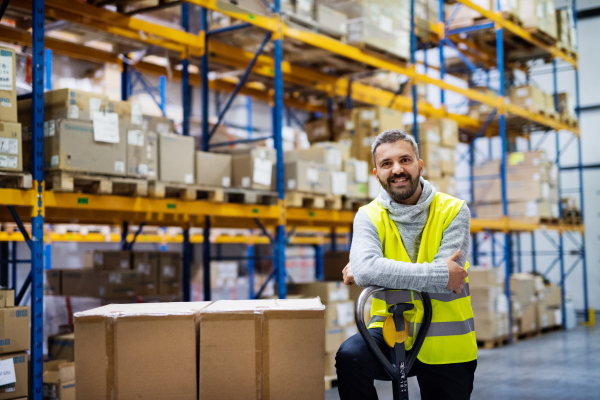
{"left": 83, "top": 250, "right": 131, "bottom": 270}
{"left": 520, "top": 0, "right": 557, "bottom": 39}
{"left": 0, "top": 306, "right": 30, "bottom": 354}
{"left": 108, "top": 100, "right": 143, "bottom": 128}
{"left": 286, "top": 146, "right": 343, "bottom": 171}
{"left": 288, "top": 281, "right": 350, "bottom": 303}
{"left": 232, "top": 147, "right": 276, "bottom": 190}
{"left": 142, "top": 115, "right": 176, "bottom": 134}
{"left": 195, "top": 151, "right": 231, "bottom": 187}
{"left": 158, "top": 252, "right": 182, "bottom": 296}
{"left": 158, "top": 133, "right": 195, "bottom": 184}
{"left": 125, "top": 128, "right": 148, "bottom": 177}
{"left": 475, "top": 200, "right": 558, "bottom": 221}
{"left": 146, "top": 131, "right": 158, "bottom": 180}
{"left": 61, "top": 269, "right": 140, "bottom": 298}
{"left": 45, "top": 270, "right": 61, "bottom": 295}
{"left": 199, "top": 299, "right": 325, "bottom": 399}
{"left": 19, "top": 88, "right": 110, "bottom": 122}
{"left": 0, "top": 352, "right": 28, "bottom": 399}
{"left": 43, "top": 360, "right": 75, "bottom": 400}
{"left": 131, "top": 251, "right": 159, "bottom": 296}
{"left": 48, "top": 332, "right": 75, "bottom": 362}
{"left": 284, "top": 160, "right": 331, "bottom": 194}
{"left": 345, "top": 159, "right": 369, "bottom": 184}
{"left": 510, "top": 273, "right": 537, "bottom": 310}
{"left": 0, "top": 122, "right": 22, "bottom": 171}
{"left": 419, "top": 143, "right": 442, "bottom": 178}
{"left": 428, "top": 175, "right": 456, "bottom": 197}
{"left": 0, "top": 289, "right": 14, "bottom": 308}
{"left": 316, "top": 4, "right": 348, "bottom": 35}
{"left": 304, "top": 118, "right": 330, "bottom": 143}
{"left": 0, "top": 47, "right": 17, "bottom": 122}
{"left": 508, "top": 85, "right": 551, "bottom": 113}
{"left": 75, "top": 302, "right": 211, "bottom": 400}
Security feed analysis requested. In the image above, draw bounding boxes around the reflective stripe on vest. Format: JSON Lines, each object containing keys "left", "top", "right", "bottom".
{"left": 359, "top": 193, "right": 478, "bottom": 364}
{"left": 372, "top": 284, "right": 470, "bottom": 304}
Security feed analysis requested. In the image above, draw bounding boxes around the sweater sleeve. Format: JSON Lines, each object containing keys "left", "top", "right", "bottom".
{"left": 349, "top": 209, "right": 452, "bottom": 293}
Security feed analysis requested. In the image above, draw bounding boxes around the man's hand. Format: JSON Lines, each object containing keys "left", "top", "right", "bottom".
{"left": 445, "top": 249, "right": 467, "bottom": 294}
{"left": 343, "top": 263, "right": 355, "bottom": 286}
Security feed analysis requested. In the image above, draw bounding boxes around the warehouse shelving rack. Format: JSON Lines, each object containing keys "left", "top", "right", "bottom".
{"left": 0, "top": 0, "right": 590, "bottom": 396}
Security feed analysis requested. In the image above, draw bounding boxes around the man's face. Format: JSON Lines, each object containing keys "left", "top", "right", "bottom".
{"left": 374, "top": 140, "right": 423, "bottom": 203}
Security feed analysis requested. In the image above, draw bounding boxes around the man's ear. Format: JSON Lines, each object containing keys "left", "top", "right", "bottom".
{"left": 419, "top": 159, "right": 424, "bottom": 175}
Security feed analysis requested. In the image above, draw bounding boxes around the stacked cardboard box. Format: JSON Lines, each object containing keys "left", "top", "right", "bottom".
{"left": 0, "top": 47, "right": 22, "bottom": 173}
{"left": 520, "top": 0, "right": 557, "bottom": 39}
{"left": 535, "top": 278, "right": 563, "bottom": 329}
{"left": 0, "top": 289, "right": 29, "bottom": 399}
{"left": 345, "top": 158, "right": 369, "bottom": 198}
{"left": 473, "top": 151, "right": 559, "bottom": 221}
{"left": 48, "top": 332, "right": 75, "bottom": 362}
{"left": 508, "top": 84, "right": 556, "bottom": 115}
{"left": 288, "top": 282, "right": 356, "bottom": 376}
{"left": 469, "top": 267, "right": 509, "bottom": 341}
{"left": 468, "top": 87, "right": 499, "bottom": 121}
{"left": 510, "top": 273, "right": 538, "bottom": 334}
{"left": 445, "top": 0, "right": 519, "bottom": 29}
{"left": 231, "top": 147, "right": 277, "bottom": 191}
{"left": 43, "top": 360, "right": 75, "bottom": 400}
{"left": 556, "top": 9, "right": 577, "bottom": 51}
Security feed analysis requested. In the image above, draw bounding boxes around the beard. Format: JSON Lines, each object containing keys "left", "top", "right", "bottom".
{"left": 378, "top": 170, "right": 421, "bottom": 203}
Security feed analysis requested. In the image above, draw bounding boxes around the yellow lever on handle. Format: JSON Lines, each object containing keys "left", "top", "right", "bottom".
{"left": 382, "top": 314, "right": 409, "bottom": 348}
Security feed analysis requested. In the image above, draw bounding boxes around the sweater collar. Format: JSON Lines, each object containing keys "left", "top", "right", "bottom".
{"left": 377, "top": 177, "right": 436, "bottom": 222}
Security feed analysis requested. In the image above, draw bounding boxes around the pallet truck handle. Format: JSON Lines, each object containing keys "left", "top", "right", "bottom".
{"left": 355, "top": 286, "right": 433, "bottom": 381}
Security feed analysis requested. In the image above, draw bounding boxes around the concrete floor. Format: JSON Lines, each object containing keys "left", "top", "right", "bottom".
{"left": 326, "top": 325, "right": 599, "bottom": 400}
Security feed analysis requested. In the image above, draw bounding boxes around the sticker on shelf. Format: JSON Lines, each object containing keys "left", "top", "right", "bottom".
{"left": 0, "top": 137, "right": 18, "bottom": 154}
{"left": 114, "top": 161, "right": 125, "bottom": 173}
{"left": 127, "top": 130, "right": 144, "bottom": 146}
{"left": 68, "top": 105, "right": 80, "bottom": 119}
{"left": 93, "top": 112, "right": 120, "bottom": 143}
{"left": 253, "top": 158, "right": 273, "bottom": 187}
{"left": 184, "top": 173, "right": 194, "bottom": 184}
{"left": 0, "top": 357, "right": 16, "bottom": 386}
{"left": 44, "top": 121, "right": 55, "bottom": 137}
{"left": 222, "top": 176, "right": 231, "bottom": 188}
{"left": 0, "top": 50, "right": 14, "bottom": 91}
{"left": 131, "top": 101, "right": 143, "bottom": 126}
{"left": 89, "top": 97, "right": 102, "bottom": 113}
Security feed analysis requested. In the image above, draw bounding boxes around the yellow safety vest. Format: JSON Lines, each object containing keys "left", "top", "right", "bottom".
{"left": 361, "top": 192, "right": 477, "bottom": 364}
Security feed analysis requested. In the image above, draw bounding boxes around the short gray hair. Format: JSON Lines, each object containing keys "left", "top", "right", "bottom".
{"left": 371, "top": 129, "right": 419, "bottom": 167}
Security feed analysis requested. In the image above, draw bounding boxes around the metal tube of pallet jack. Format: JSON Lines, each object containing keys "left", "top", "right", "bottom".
{"left": 411, "top": 0, "right": 419, "bottom": 144}
{"left": 572, "top": 0, "right": 589, "bottom": 322}
{"left": 31, "top": 0, "right": 45, "bottom": 396}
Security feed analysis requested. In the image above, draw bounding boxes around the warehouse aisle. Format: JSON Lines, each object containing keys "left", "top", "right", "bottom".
{"left": 325, "top": 325, "right": 599, "bottom": 400}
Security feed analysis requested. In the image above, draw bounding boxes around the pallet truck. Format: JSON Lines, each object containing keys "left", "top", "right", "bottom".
{"left": 355, "top": 287, "right": 432, "bottom": 400}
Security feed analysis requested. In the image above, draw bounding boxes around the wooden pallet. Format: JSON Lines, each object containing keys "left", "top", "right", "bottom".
{"left": 477, "top": 336, "right": 509, "bottom": 349}
{"left": 346, "top": 41, "right": 409, "bottom": 65}
{"left": 285, "top": 191, "right": 342, "bottom": 209}
{"left": 46, "top": 171, "right": 148, "bottom": 196}
{"left": 282, "top": 11, "right": 345, "bottom": 42}
{"left": 540, "top": 324, "right": 563, "bottom": 334}
{"left": 539, "top": 217, "right": 560, "bottom": 225}
{"left": 342, "top": 196, "right": 370, "bottom": 211}
{"left": 324, "top": 374, "right": 338, "bottom": 390}
{"left": 148, "top": 181, "right": 224, "bottom": 201}
{"left": 513, "top": 329, "right": 541, "bottom": 342}
{"left": 474, "top": 11, "right": 523, "bottom": 27}
{"left": 0, "top": 171, "right": 32, "bottom": 189}
{"left": 525, "top": 27, "right": 557, "bottom": 46}
{"left": 223, "top": 188, "right": 279, "bottom": 205}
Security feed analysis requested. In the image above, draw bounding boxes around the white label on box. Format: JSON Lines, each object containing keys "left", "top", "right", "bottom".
{"left": 379, "top": 15, "right": 394, "bottom": 33}
{"left": 148, "top": 169, "right": 156, "bottom": 179}
{"left": 355, "top": 160, "right": 368, "bottom": 183}
{"left": 68, "top": 105, "right": 79, "bottom": 119}
{"left": 516, "top": 88, "right": 529, "bottom": 97}
{"left": 360, "top": 110, "right": 376, "bottom": 120}
{"left": 297, "top": 0, "right": 311, "bottom": 11}
{"left": 156, "top": 122, "right": 170, "bottom": 134}
{"left": 532, "top": 172, "right": 540, "bottom": 181}
{"left": 163, "top": 266, "right": 175, "bottom": 277}
{"left": 108, "top": 273, "right": 122, "bottom": 284}
{"left": 344, "top": 121, "right": 355, "bottom": 131}
{"left": 138, "top": 263, "right": 151, "bottom": 275}
{"left": 93, "top": 112, "right": 120, "bottom": 143}
{"left": 89, "top": 97, "right": 102, "bottom": 113}
{"left": 541, "top": 183, "right": 549, "bottom": 199}
{"left": 44, "top": 121, "right": 55, "bottom": 137}
{"left": 137, "top": 164, "right": 148, "bottom": 175}
{"left": 253, "top": 158, "right": 273, "bottom": 186}
{"left": 50, "top": 155, "right": 59, "bottom": 167}
{"left": 532, "top": 157, "right": 540, "bottom": 166}
{"left": 306, "top": 167, "right": 319, "bottom": 183}
{"left": 287, "top": 179, "right": 297, "bottom": 190}
{"left": 331, "top": 285, "right": 349, "bottom": 301}
{"left": 120, "top": 260, "right": 129, "bottom": 269}
{"left": 114, "top": 161, "right": 125, "bottom": 173}
{"left": 242, "top": 177, "right": 251, "bottom": 188}
{"left": 480, "top": 105, "right": 488, "bottom": 112}
{"left": 222, "top": 176, "right": 231, "bottom": 188}
{"left": 0, "top": 138, "right": 18, "bottom": 154}
{"left": 131, "top": 101, "right": 143, "bottom": 125}
{"left": 0, "top": 53, "right": 13, "bottom": 91}
{"left": 331, "top": 171, "right": 347, "bottom": 195}
{"left": 336, "top": 302, "right": 354, "bottom": 326}
{"left": 362, "top": 136, "right": 376, "bottom": 147}
{"left": 526, "top": 201, "right": 538, "bottom": 217}
{"left": 127, "top": 130, "right": 144, "bottom": 146}
{"left": 184, "top": 173, "right": 194, "bottom": 184}
{"left": 0, "top": 357, "right": 16, "bottom": 386}
{"left": 554, "top": 309, "right": 562, "bottom": 325}
{"left": 1, "top": 101, "right": 10, "bottom": 107}
{"left": 525, "top": 98, "right": 533, "bottom": 106}
{"left": 368, "top": 175, "right": 381, "bottom": 199}
{"left": 0, "top": 154, "right": 16, "bottom": 168}
{"left": 326, "top": 149, "right": 342, "bottom": 168}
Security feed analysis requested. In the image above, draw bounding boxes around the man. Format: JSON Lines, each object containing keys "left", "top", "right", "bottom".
{"left": 336, "top": 129, "right": 477, "bottom": 400}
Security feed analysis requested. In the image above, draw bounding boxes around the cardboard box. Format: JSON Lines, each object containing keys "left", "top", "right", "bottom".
{"left": 0, "top": 122, "right": 22, "bottom": 171}
{"left": 199, "top": 299, "right": 325, "bottom": 399}
{"left": 48, "top": 332, "right": 75, "bottom": 362}
{"left": 131, "top": 251, "right": 159, "bottom": 296}
{"left": 231, "top": 147, "right": 276, "bottom": 190}
{"left": 438, "top": 147, "right": 455, "bottom": 174}
{"left": 323, "top": 251, "right": 349, "bottom": 282}
{"left": 146, "top": 131, "right": 158, "bottom": 180}
{"left": 158, "top": 252, "right": 182, "bottom": 296}
{"left": 284, "top": 160, "right": 331, "bottom": 194}
{"left": 108, "top": 100, "right": 143, "bottom": 127}
{"left": 470, "top": 285, "right": 504, "bottom": 311}
{"left": 19, "top": 89, "right": 109, "bottom": 121}
{"left": 288, "top": 281, "right": 350, "bottom": 303}
{"left": 84, "top": 250, "right": 131, "bottom": 270}
{"left": 428, "top": 174, "right": 456, "bottom": 197}
{"left": 75, "top": 302, "right": 211, "bottom": 400}
{"left": 44, "top": 270, "right": 61, "bottom": 295}
{"left": 324, "top": 301, "right": 355, "bottom": 328}
{"left": 474, "top": 312, "right": 509, "bottom": 341}
{"left": 0, "top": 290, "right": 14, "bottom": 308}
{"left": 0, "top": 352, "right": 27, "bottom": 399}
{"left": 415, "top": 120, "right": 441, "bottom": 145}
{"left": 195, "top": 151, "right": 231, "bottom": 187}
{"left": 419, "top": 143, "right": 442, "bottom": 178}
{"left": 508, "top": 85, "right": 548, "bottom": 112}
{"left": 142, "top": 115, "right": 176, "bottom": 134}
{"left": 468, "top": 87, "right": 498, "bottom": 120}
{"left": 347, "top": 182, "right": 367, "bottom": 198}
{"left": 324, "top": 351, "right": 337, "bottom": 376}
{"left": 61, "top": 269, "right": 140, "bottom": 298}
{"left": 43, "top": 360, "right": 75, "bottom": 400}
{"left": 286, "top": 147, "right": 343, "bottom": 171}
{"left": 325, "top": 326, "right": 345, "bottom": 353}
{"left": 467, "top": 267, "right": 504, "bottom": 287}
{"left": 158, "top": 133, "right": 195, "bottom": 184}
{"left": 544, "top": 285, "right": 562, "bottom": 308}
{"left": 516, "top": 302, "right": 537, "bottom": 333}
{"left": 331, "top": 109, "right": 355, "bottom": 142}
{"left": 304, "top": 118, "right": 330, "bottom": 143}
{"left": 510, "top": 273, "right": 537, "bottom": 309}
{"left": 377, "top": 107, "right": 404, "bottom": 132}
{"left": 439, "top": 118, "right": 459, "bottom": 148}
{"left": 0, "top": 306, "right": 29, "bottom": 354}
{"left": 125, "top": 128, "right": 148, "bottom": 177}
{"left": 345, "top": 159, "right": 369, "bottom": 184}
{"left": 475, "top": 200, "right": 558, "bottom": 221}
{"left": 0, "top": 47, "right": 17, "bottom": 122}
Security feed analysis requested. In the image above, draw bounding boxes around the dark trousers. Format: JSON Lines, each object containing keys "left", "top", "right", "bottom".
{"left": 336, "top": 329, "right": 476, "bottom": 400}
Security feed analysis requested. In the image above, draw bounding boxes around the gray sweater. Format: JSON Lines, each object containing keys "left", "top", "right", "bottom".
{"left": 349, "top": 178, "right": 470, "bottom": 293}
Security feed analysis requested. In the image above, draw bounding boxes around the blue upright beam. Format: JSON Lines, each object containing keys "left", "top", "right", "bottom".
{"left": 31, "top": 0, "right": 45, "bottom": 396}
{"left": 411, "top": 0, "right": 419, "bottom": 143}
{"left": 200, "top": 6, "right": 211, "bottom": 301}
{"left": 556, "top": 127, "right": 567, "bottom": 330}
{"left": 439, "top": 0, "right": 445, "bottom": 105}
{"left": 207, "top": 22, "right": 252, "bottom": 36}
{"left": 315, "top": 245, "right": 324, "bottom": 281}
{"left": 182, "top": 228, "right": 191, "bottom": 302}
{"left": 247, "top": 96, "right": 253, "bottom": 139}
{"left": 446, "top": 22, "right": 494, "bottom": 36}
{"left": 45, "top": 49, "right": 52, "bottom": 91}
{"left": 121, "top": 56, "right": 131, "bottom": 101}
{"left": 159, "top": 75, "right": 166, "bottom": 116}
{"left": 181, "top": 3, "right": 191, "bottom": 137}
{"left": 248, "top": 245, "right": 255, "bottom": 299}
{"left": 531, "top": 232, "right": 537, "bottom": 273}
{"left": 274, "top": 0, "right": 286, "bottom": 299}
{"left": 11, "top": 241, "right": 17, "bottom": 291}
